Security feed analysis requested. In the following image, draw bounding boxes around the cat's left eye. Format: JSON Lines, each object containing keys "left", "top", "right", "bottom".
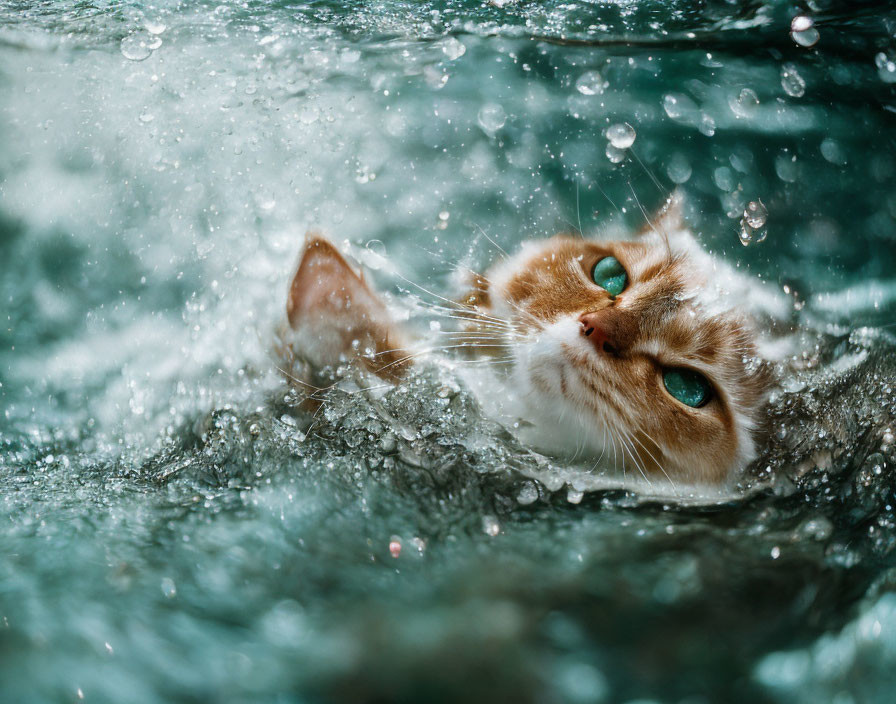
{"left": 662, "top": 368, "right": 712, "bottom": 408}
{"left": 591, "top": 256, "right": 627, "bottom": 296}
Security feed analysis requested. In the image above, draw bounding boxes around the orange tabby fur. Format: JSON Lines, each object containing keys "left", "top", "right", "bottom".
{"left": 282, "top": 196, "right": 775, "bottom": 485}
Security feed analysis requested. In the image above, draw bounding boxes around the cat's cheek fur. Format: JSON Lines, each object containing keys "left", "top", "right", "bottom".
{"left": 507, "top": 318, "right": 616, "bottom": 458}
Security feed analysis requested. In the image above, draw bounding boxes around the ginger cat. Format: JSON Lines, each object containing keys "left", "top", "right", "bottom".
{"left": 279, "top": 193, "right": 783, "bottom": 486}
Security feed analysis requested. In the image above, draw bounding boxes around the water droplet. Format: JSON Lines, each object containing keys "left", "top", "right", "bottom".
{"left": 477, "top": 103, "right": 506, "bottom": 135}
{"left": 575, "top": 70, "right": 606, "bottom": 96}
{"left": 875, "top": 52, "right": 896, "bottom": 84}
{"left": 820, "top": 138, "right": 847, "bottom": 165}
{"left": 341, "top": 48, "right": 361, "bottom": 64}
{"left": 254, "top": 190, "right": 276, "bottom": 211}
{"left": 423, "top": 65, "right": 449, "bottom": 90}
{"left": 729, "top": 88, "right": 760, "bottom": 119}
{"left": 791, "top": 15, "right": 814, "bottom": 33}
{"left": 389, "top": 537, "right": 402, "bottom": 558}
{"left": 567, "top": 488, "right": 584, "bottom": 504}
{"left": 744, "top": 199, "right": 768, "bottom": 229}
{"left": 698, "top": 113, "right": 716, "bottom": 137}
{"left": 775, "top": 152, "right": 798, "bottom": 183}
{"left": 605, "top": 143, "right": 625, "bottom": 164}
{"left": 666, "top": 153, "right": 692, "bottom": 184}
{"left": 362, "top": 239, "right": 388, "bottom": 271}
{"left": 713, "top": 166, "right": 734, "bottom": 192}
{"left": 662, "top": 93, "right": 697, "bottom": 120}
{"left": 160, "top": 577, "right": 177, "bottom": 598}
{"left": 516, "top": 482, "right": 539, "bottom": 505}
{"left": 790, "top": 17, "right": 819, "bottom": 47}
{"left": 120, "top": 32, "right": 154, "bottom": 61}
{"left": 605, "top": 122, "right": 636, "bottom": 149}
{"left": 138, "top": 112, "right": 154, "bottom": 123}
{"left": 144, "top": 20, "right": 167, "bottom": 35}
{"left": 739, "top": 202, "right": 768, "bottom": 247}
{"left": 780, "top": 63, "right": 806, "bottom": 97}
{"left": 440, "top": 37, "right": 466, "bottom": 61}
{"left": 482, "top": 515, "right": 501, "bottom": 536}
{"left": 798, "top": 517, "right": 833, "bottom": 541}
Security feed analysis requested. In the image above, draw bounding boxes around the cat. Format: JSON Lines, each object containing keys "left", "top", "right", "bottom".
{"left": 278, "top": 192, "right": 789, "bottom": 487}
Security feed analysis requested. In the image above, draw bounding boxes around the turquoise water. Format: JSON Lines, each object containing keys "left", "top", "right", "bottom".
{"left": 2, "top": 1, "right": 896, "bottom": 702}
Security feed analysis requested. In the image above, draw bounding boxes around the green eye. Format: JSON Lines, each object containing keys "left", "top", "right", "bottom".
{"left": 591, "top": 256, "right": 627, "bottom": 296}
{"left": 662, "top": 368, "right": 712, "bottom": 408}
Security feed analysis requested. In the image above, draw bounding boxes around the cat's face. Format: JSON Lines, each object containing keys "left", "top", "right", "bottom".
{"left": 476, "top": 228, "right": 769, "bottom": 485}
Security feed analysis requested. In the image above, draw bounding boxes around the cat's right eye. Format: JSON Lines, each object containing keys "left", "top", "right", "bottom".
{"left": 591, "top": 256, "right": 628, "bottom": 296}
{"left": 662, "top": 368, "right": 712, "bottom": 408}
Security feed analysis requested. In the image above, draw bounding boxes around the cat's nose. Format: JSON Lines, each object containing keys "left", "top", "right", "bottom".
{"left": 578, "top": 310, "right": 633, "bottom": 357}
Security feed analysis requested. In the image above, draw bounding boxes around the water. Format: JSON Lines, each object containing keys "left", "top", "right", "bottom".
{"left": 2, "top": 1, "right": 896, "bottom": 702}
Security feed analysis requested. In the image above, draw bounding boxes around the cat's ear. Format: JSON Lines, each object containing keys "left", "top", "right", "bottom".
{"left": 638, "top": 188, "right": 701, "bottom": 254}
{"left": 638, "top": 189, "right": 686, "bottom": 237}
{"left": 285, "top": 234, "right": 409, "bottom": 380}
{"left": 654, "top": 188, "right": 686, "bottom": 235}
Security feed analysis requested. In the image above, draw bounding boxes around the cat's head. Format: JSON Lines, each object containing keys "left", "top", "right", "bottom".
{"left": 471, "top": 195, "right": 772, "bottom": 484}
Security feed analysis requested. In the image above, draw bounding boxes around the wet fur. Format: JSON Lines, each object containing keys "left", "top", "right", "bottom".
{"left": 281, "top": 195, "right": 781, "bottom": 485}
